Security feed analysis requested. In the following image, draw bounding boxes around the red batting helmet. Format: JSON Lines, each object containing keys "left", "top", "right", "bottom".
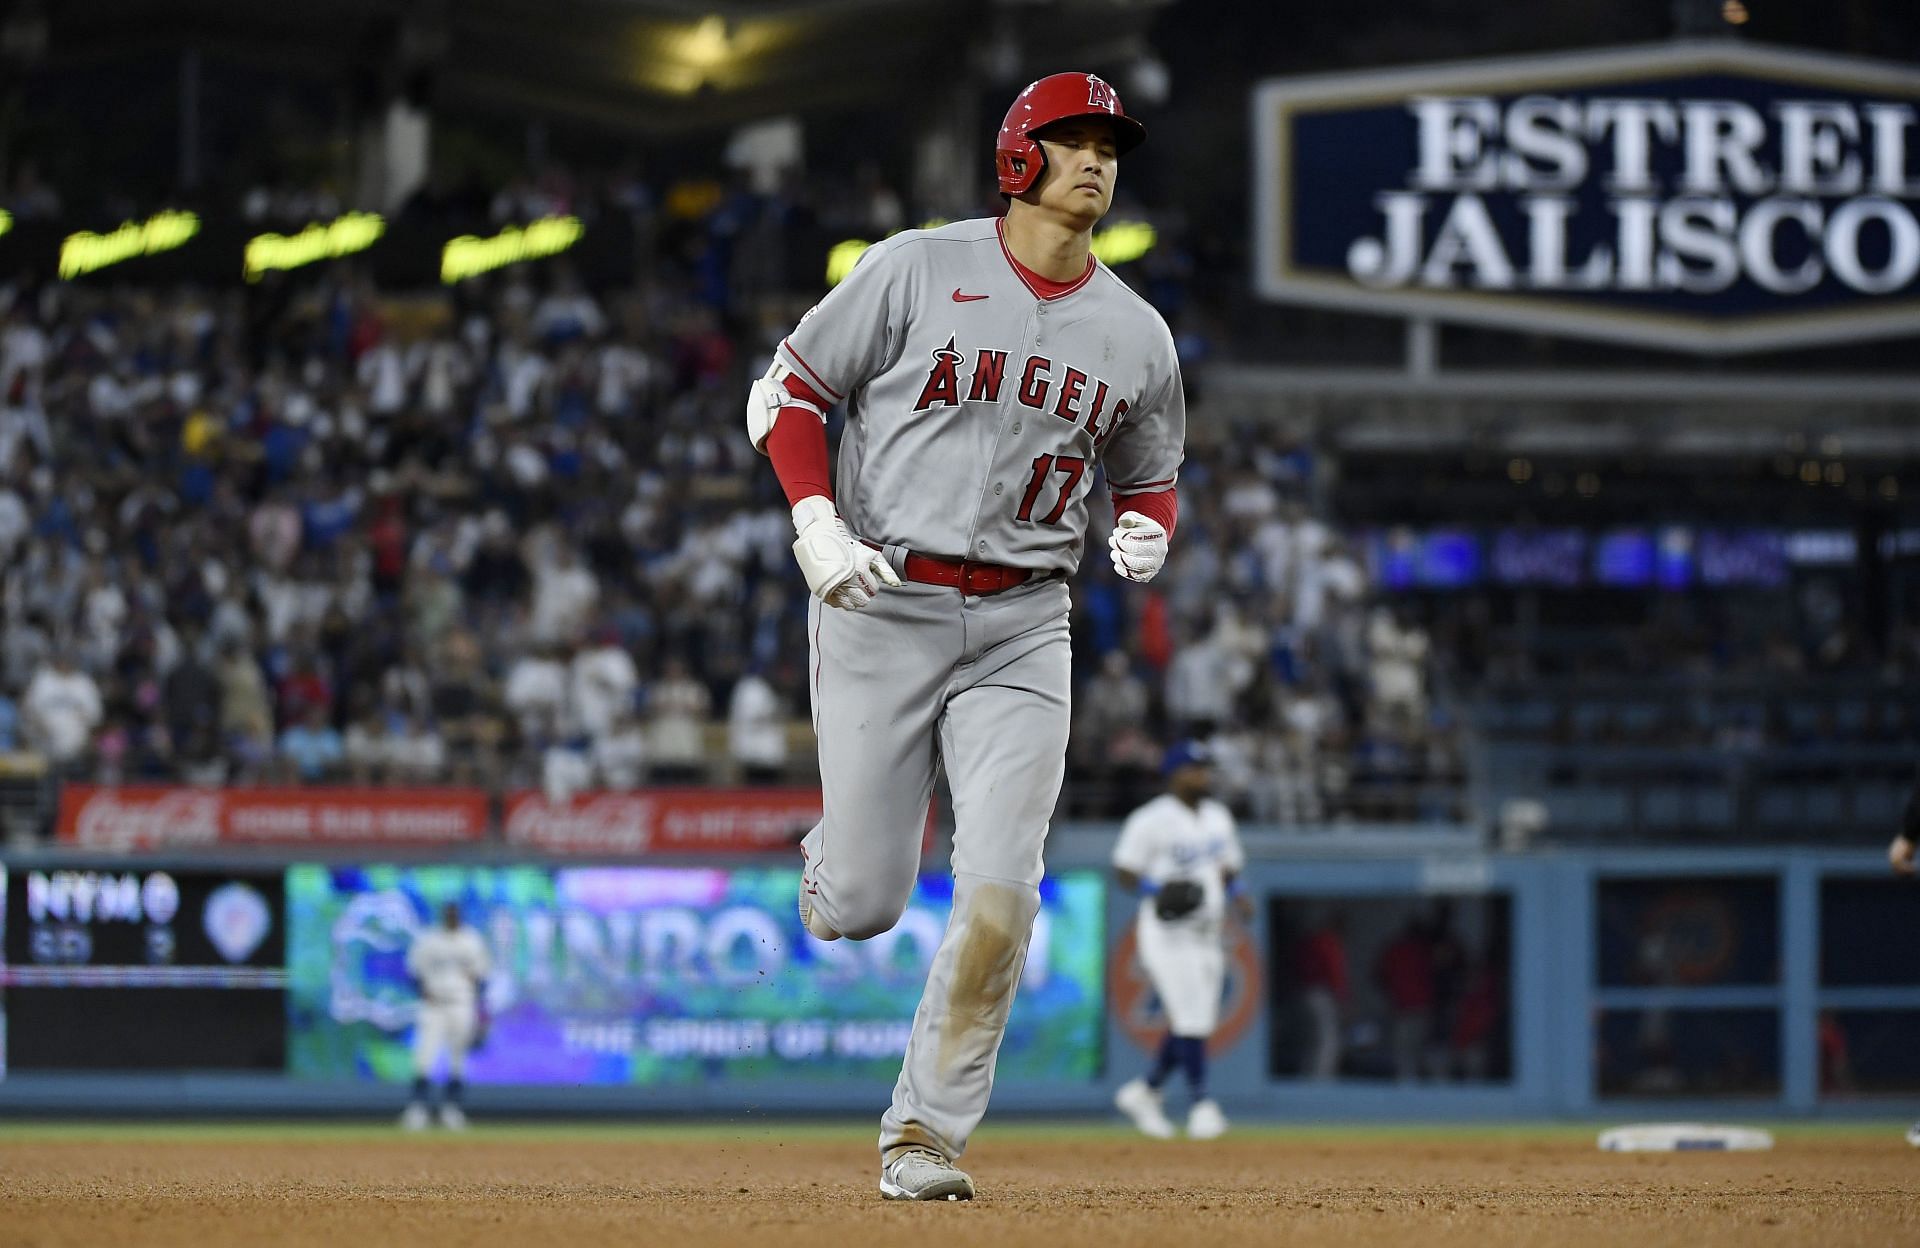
{"left": 995, "top": 71, "right": 1147, "bottom": 197}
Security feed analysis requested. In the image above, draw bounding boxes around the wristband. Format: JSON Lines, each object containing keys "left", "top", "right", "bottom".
{"left": 1136, "top": 880, "right": 1161, "bottom": 897}
{"left": 1225, "top": 879, "right": 1246, "bottom": 899}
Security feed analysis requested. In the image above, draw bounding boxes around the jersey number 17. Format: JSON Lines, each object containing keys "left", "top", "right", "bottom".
{"left": 1016, "top": 454, "right": 1086, "bottom": 525}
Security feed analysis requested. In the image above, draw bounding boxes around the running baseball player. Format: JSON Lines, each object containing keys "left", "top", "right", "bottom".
{"left": 400, "top": 900, "right": 491, "bottom": 1131}
{"left": 1111, "top": 740, "right": 1248, "bottom": 1140}
{"left": 748, "top": 72, "right": 1181, "bottom": 1199}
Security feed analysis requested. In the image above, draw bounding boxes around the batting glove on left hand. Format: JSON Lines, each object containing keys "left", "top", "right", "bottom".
{"left": 1109, "top": 510, "right": 1168, "bottom": 583}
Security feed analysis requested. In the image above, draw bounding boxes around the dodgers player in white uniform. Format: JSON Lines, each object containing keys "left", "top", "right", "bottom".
{"left": 747, "top": 72, "right": 1182, "bottom": 1200}
{"left": 400, "top": 901, "right": 492, "bottom": 1131}
{"left": 1112, "top": 741, "right": 1249, "bottom": 1140}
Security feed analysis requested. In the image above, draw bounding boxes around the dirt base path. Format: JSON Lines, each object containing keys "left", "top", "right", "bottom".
{"left": 2, "top": 1125, "right": 1913, "bottom": 1248}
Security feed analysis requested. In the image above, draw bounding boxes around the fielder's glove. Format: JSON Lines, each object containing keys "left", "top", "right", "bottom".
{"left": 1153, "top": 879, "right": 1206, "bottom": 921}
{"left": 1109, "top": 511, "right": 1168, "bottom": 583}
{"left": 791, "top": 495, "right": 902, "bottom": 610}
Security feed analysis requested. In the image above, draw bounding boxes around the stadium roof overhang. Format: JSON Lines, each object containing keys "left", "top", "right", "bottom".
{"left": 25, "top": 0, "right": 1169, "bottom": 135}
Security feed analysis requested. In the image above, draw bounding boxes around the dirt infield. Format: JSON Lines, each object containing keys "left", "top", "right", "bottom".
{"left": 1, "top": 1123, "right": 1913, "bottom": 1248}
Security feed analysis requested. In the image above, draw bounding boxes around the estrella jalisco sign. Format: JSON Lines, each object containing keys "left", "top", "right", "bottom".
{"left": 1253, "top": 41, "right": 1920, "bottom": 352}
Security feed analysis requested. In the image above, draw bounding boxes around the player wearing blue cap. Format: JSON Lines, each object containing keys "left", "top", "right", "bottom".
{"left": 1111, "top": 740, "right": 1249, "bottom": 1139}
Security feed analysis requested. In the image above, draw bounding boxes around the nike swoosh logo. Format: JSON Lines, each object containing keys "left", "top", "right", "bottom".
{"left": 951, "top": 289, "right": 989, "bottom": 302}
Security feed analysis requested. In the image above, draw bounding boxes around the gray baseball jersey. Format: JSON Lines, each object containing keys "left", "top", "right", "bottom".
{"left": 774, "top": 213, "right": 1185, "bottom": 1173}
{"left": 777, "top": 217, "right": 1185, "bottom": 571}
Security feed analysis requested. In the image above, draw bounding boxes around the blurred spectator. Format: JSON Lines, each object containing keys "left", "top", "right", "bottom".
{"left": 1375, "top": 918, "right": 1437, "bottom": 1083}
{"left": 647, "top": 657, "right": 712, "bottom": 783}
{"left": 430, "top": 632, "right": 505, "bottom": 781}
{"left": 1366, "top": 608, "right": 1429, "bottom": 732}
{"left": 163, "top": 627, "right": 221, "bottom": 754}
{"left": 23, "top": 650, "right": 101, "bottom": 771}
{"left": 526, "top": 534, "right": 599, "bottom": 646}
{"left": 1164, "top": 615, "right": 1244, "bottom": 734}
{"left": 504, "top": 643, "right": 569, "bottom": 744}
{"left": 279, "top": 704, "right": 344, "bottom": 783}
{"left": 217, "top": 640, "right": 275, "bottom": 769}
{"left": 593, "top": 707, "right": 648, "bottom": 790}
{"left": 570, "top": 630, "right": 639, "bottom": 743}
{"left": 1296, "top": 913, "right": 1349, "bottom": 1080}
{"left": 388, "top": 713, "right": 447, "bottom": 783}
{"left": 344, "top": 704, "right": 395, "bottom": 784}
{"left": 727, "top": 666, "right": 787, "bottom": 783}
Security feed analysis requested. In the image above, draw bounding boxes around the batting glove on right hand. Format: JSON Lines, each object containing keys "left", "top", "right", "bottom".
{"left": 791, "top": 495, "right": 902, "bottom": 611}
{"left": 1109, "top": 510, "right": 1169, "bottom": 583}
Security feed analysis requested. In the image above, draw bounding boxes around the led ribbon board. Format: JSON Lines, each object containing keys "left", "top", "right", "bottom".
{"left": 1254, "top": 42, "right": 1920, "bottom": 353}
{"left": 245, "top": 213, "right": 386, "bottom": 282}
{"left": 441, "top": 216, "right": 584, "bottom": 284}
{"left": 59, "top": 211, "right": 201, "bottom": 280}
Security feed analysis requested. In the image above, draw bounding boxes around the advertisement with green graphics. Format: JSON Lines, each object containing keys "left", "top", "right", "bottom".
{"left": 286, "top": 865, "right": 1103, "bottom": 1085}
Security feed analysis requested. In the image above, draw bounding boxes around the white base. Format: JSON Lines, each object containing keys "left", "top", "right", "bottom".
{"left": 1598, "top": 1123, "right": 1774, "bottom": 1152}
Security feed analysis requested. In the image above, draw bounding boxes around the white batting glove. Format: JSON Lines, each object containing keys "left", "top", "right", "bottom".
{"left": 1109, "top": 510, "right": 1169, "bottom": 583}
{"left": 791, "top": 495, "right": 902, "bottom": 610}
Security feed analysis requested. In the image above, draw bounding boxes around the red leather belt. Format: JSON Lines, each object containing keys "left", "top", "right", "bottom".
{"left": 866, "top": 542, "right": 1039, "bottom": 596}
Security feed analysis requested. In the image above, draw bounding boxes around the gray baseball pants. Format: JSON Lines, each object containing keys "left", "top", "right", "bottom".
{"left": 800, "top": 558, "right": 1071, "bottom": 1165}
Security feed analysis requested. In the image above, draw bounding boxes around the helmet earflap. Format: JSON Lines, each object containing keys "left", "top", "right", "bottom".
{"left": 995, "top": 138, "right": 1044, "bottom": 197}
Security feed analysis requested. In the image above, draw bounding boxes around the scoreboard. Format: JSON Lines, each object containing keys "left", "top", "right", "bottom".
{"left": 1, "top": 865, "right": 286, "bottom": 1070}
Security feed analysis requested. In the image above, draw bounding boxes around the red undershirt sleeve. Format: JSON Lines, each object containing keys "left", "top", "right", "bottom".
{"left": 1114, "top": 486, "right": 1177, "bottom": 537}
{"left": 765, "top": 374, "right": 835, "bottom": 506}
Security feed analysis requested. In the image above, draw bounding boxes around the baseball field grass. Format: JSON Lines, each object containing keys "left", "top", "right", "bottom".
{"left": 1, "top": 1120, "right": 1913, "bottom": 1247}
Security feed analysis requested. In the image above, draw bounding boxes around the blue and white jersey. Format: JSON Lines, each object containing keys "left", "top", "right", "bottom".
{"left": 1112, "top": 793, "right": 1243, "bottom": 937}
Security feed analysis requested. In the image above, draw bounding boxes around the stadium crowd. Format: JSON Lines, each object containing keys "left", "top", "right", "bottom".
{"left": 0, "top": 163, "right": 1462, "bottom": 832}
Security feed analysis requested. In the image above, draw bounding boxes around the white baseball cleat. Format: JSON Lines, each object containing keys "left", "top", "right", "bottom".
{"left": 400, "top": 1103, "right": 430, "bottom": 1132}
{"left": 797, "top": 885, "right": 840, "bottom": 941}
{"left": 879, "top": 1148, "right": 975, "bottom": 1201}
{"left": 1906, "top": 1122, "right": 1920, "bottom": 1148}
{"left": 438, "top": 1104, "right": 468, "bottom": 1131}
{"left": 1114, "top": 1078, "right": 1176, "bottom": 1139}
{"left": 1186, "top": 1099, "right": 1229, "bottom": 1140}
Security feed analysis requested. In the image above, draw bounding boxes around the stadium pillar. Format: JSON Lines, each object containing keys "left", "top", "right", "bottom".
{"left": 912, "top": 82, "right": 979, "bottom": 222}
{"left": 179, "top": 47, "right": 202, "bottom": 191}
{"left": 362, "top": 99, "right": 431, "bottom": 215}
{"left": 351, "top": 3, "right": 444, "bottom": 214}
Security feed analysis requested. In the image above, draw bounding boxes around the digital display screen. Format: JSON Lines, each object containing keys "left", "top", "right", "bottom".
{"left": 1, "top": 865, "right": 286, "bottom": 1070}
{"left": 1654, "top": 526, "right": 1693, "bottom": 590}
{"left": 286, "top": 865, "right": 1105, "bottom": 1086}
{"left": 1491, "top": 529, "right": 1585, "bottom": 587}
{"left": 1699, "top": 530, "right": 1789, "bottom": 587}
{"left": 1593, "top": 529, "right": 1655, "bottom": 587}
{"left": 1374, "top": 529, "right": 1481, "bottom": 590}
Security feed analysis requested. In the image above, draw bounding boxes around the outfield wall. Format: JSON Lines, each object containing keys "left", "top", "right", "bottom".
{"left": 0, "top": 836, "right": 1912, "bottom": 1120}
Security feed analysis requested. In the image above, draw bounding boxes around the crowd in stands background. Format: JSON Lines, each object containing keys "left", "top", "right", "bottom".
{"left": 0, "top": 159, "right": 1456, "bottom": 829}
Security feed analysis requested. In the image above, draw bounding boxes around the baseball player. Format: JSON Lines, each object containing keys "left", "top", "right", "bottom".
{"left": 400, "top": 901, "right": 491, "bottom": 1131}
{"left": 1889, "top": 778, "right": 1919, "bottom": 1147}
{"left": 748, "top": 72, "right": 1181, "bottom": 1199}
{"left": 1111, "top": 740, "right": 1248, "bottom": 1140}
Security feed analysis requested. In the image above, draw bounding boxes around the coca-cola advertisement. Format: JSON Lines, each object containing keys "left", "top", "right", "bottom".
{"left": 56, "top": 786, "right": 490, "bottom": 850}
{"left": 503, "top": 788, "right": 830, "bottom": 856}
